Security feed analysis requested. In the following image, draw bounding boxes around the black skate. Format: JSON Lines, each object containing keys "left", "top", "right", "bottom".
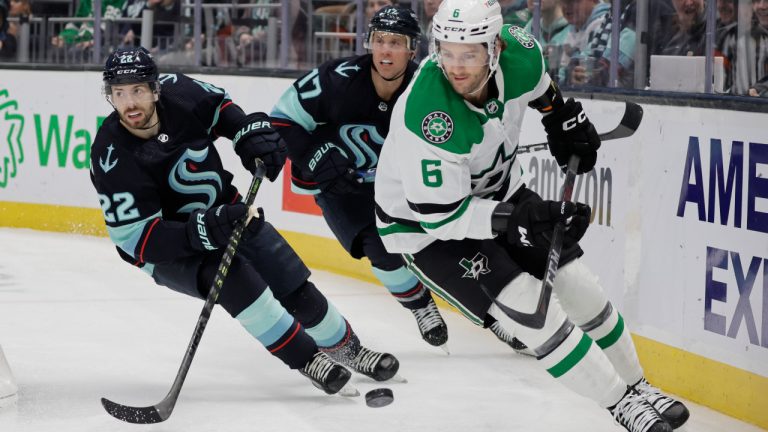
{"left": 634, "top": 379, "right": 689, "bottom": 429}
{"left": 347, "top": 346, "right": 400, "bottom": 382}
{"left": 300, "top": 352, "right": 356, "bottom": 396}
{"left": 489, "top": 321, "right": 535, "bottom": 356}
{"left": 609, "top": 388, "right": 673, "bottom": 432}
{"left": 411, "top": 298, "right": 449, "bottom": 351}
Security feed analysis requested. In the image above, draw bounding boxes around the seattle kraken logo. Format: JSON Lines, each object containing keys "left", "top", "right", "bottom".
{"left": 338, "top": 124, "right": 384, "bottom": 168}
{"left": 168, "top": 148, "right": 222, "bottom": 213}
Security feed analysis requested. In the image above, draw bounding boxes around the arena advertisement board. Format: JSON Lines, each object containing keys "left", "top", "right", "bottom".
{"left": 1, "top": 71, "right": 766, "bottom": 383}
{"left": 635, "top": 105, "right": 768, "bottom": 377}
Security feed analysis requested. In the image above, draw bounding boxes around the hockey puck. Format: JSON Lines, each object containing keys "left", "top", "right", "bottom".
{"left": 364, "top": 388, "right": 393, "bottom": 408}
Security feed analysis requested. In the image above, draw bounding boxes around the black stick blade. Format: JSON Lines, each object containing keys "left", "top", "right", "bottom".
{"left": 101, "top": 397, "right": 166, "bottom": 424}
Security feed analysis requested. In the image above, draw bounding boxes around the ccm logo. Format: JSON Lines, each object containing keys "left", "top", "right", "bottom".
{"left": 117, "top": 69, "right": 138, "bottom": 75}
{"left": 562, "top": 110, "right": 587, "bottom": 131}
{"left": 444, "top": 27, "right": 466, "bottom": 32}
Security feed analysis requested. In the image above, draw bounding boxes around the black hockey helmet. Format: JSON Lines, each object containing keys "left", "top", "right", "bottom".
{"left": 365, "top": 5, "right": 421, "bottom": 51}
{"left": 103, "top": 47, "right": 159, "bottom": 86}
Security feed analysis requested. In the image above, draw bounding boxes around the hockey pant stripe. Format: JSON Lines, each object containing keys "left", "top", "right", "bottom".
{"left": 304, "top": 302, "right": 349, "bottom": 349}
{"left": 236, "top": 289, "right": 294, "bottom": 346}
{"left": 404, "top": 253, "right": 484, "bottom": 325}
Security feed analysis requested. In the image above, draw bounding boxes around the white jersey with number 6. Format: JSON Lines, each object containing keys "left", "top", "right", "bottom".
{"left": 375, "top": 25, "right": 551, "bottom": 254}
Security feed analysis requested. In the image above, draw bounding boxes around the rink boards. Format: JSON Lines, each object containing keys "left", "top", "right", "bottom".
{"left": 0, "top": 70, "right": 766, "bottom": 429}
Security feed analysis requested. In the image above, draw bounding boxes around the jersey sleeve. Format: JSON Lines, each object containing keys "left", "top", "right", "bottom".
{"left": 90, "top": 134, "right": 197, "bottom": 265}
{"left": 159, "top": 73, "right": 248, "bottom": 140}
{"left": 271, "top": 57, "right": 360, "bottom": 163}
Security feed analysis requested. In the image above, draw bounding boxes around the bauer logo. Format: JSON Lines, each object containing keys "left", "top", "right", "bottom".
{"left": 421, "top": 111, "right": 454, "bottom": 144}
{"left": 0, "top": 89, "right": 25, "bottom": 189}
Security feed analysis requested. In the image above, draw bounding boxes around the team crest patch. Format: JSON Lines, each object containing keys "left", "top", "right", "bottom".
{"left": 459, "top": 252, "right": 491, "bottom": 280}
{"left": 421, "top": 111, "right": 454, "bottom": 144}
{"left": 508, "top": 26, "right": 535, "bottom": 49}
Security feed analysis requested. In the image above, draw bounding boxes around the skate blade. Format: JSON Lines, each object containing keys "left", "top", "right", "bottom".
{"left": 337, "top": 384, "right": 360, "bottom": 397}
{"left": 439, "top": 344, "right": 450, "bottom": 355}
{"left": 390, "top": 373, "right": 408, "bottom": 384}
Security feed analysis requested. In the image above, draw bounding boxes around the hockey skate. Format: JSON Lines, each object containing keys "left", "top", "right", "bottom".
{"left": 345, "top": 346, "right": 402, "bottom": 382}
{"left": 634, "top": 379, "right": 690, "bottom": 429}
{"left": 411, "top": 298, "right": 449, "bottom": 352}
{"left": 489, "top": 321, "right": 536, "bottom": 356}
{"left": 300, "top": 352, "right": 358, "bottom": 397}
{"left": 609, "top": 388, "right": 673, "bottom": 432}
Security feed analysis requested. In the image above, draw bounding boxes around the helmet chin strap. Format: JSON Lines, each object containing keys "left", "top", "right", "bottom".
{"left": 136, "top": 103, "right": 160, "bottom": 130}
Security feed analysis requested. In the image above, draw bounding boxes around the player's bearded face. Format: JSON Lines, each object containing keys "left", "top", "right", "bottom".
{"left": 370, "top": 32, "right": 412, "bottom": 79}
{"left": 110, "top": 83, "right": 157, "bottom": 129}
{"left": 437, "top": 42, "right": 491, "bottom": 98}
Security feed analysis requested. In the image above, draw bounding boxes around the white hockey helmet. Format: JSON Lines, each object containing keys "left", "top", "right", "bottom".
{"left": 430, "top": 0, "right": 504, "bottom": 72}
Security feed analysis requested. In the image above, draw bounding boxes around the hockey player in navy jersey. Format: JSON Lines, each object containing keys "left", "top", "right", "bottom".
{"left": 89, "top": 47, "right": 400, "bottom": 396}
{"left": 271, "top": 6, "right": 454, "bottom": 351}
{"left": 374, "top": 0, "right": 689, "bottom": 431}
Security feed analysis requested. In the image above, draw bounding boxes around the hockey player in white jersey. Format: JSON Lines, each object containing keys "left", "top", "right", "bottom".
{"left": 374, "top": 1, "right": 688, "bottom": 431}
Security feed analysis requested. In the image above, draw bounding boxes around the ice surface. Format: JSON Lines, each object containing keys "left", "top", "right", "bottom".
{"left": 0, "top": 228, "right": 762, "bottom": 432}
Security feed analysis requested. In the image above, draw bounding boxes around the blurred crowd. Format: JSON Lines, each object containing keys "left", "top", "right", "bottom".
{"left": 1, "top": 0, "right": 767, "bottom": 97}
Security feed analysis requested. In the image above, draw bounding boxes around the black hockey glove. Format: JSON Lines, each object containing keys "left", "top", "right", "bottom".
{"left": 187, "top": 203, "right": 265, "bottom": 251}
{"left": 233, "top": 113, "right": 287, "bottom": 182}
{"left": 541, "top": 98, "right": 600, "bottom": 174}
{"left": 494, "top": 200, "right": 591, "bottom": 249}
{"left": 305, "top": 143, "right": 362, "bottom": 198}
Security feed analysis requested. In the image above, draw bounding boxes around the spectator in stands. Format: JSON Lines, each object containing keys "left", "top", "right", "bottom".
{"left": 718, "top": 0, "right": 768, "bottom": 94}
{"left": 231, "top": 0, "right": 279, "bottom": 66}
{"left": 51, "top": 0, "right": 126, "bottom": 49}
{"left": 0, "top": 0, "right": 17, "bottom": 59}
{"left": 523, "top": 0, "right": 568, "bottom": 76}
{"left": 366, "top": 0, "right": 395, "bottom": 20}
{"left": 501, "top": 0, "right": 530, "bottom": 26}
{"left": 7, "top": 0, "right": 31, "bottom": 38}
{"left": 120, "top": 0, "right": 180, "bottom": 52}
{"left": 554, "top": 0, "right": 636, "bottom": 87}
{"left": 416, "top": 0, "right": 441, "bottom": 59}
{"left": 660, "top": 0, "right": 706, "bottom": 56}
{"left": 717, "top": 0, "right": 736, "bottom": 27}
{"left": 749, "top": 73, "right": 768, "bottom": 96}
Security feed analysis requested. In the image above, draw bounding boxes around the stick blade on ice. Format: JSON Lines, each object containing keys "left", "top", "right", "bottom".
{"left": 101, "top": 397, "right": 168, "bottom": 423}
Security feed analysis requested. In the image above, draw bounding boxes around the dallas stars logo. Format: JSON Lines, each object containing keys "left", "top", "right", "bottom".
{"left": 421, "top": 111, "right": 454, "bottom": 144}
{"left": 508, "top": 26, "right": 535, "bottom": 49}
{"left": 0, "top": 89, "right": 25, "bottom": 189}
{"left": 459, "top": 252, "right": 491, "bottom": 280}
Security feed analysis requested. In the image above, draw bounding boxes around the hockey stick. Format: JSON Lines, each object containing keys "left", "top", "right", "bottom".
{"left": 480, "top": 155, "right": 579, "bottom": 330}
{"left": 517, "top": 101, "right": 644, "bottom": 154}
{"left": 101, "top": 159, "right": 268, "bottom": 424}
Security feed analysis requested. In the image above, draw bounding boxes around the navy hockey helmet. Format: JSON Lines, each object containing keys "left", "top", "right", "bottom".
{"left": 103, "top": 47, "right": 159, "bottom": 87}
{"left": 365, "top": 5, "right": 421, "bottom": 51}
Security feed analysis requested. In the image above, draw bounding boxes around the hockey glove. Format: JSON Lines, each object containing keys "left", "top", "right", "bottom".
{"left": 541, "top": 98, "right": 600, "bottom": 174}
{"left": 188, "top": 203, "right": 250, "bottom": 251}
{"left": 233, "top": 113, "right": 287, "bottom": 181}
{"left": 499, "top": 200, "right": 591, "bottom": 249}
{"left": 305, "top": 142, "right": 362, "bottom": 197}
